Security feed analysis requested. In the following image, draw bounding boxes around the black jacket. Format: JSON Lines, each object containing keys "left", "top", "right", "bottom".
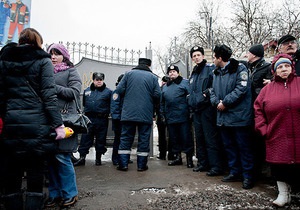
{"left": 248, "top": 58, "right": 272, "bottom": 101}
{"left": 0, "top": 45, "right": 62, "bottom": 156}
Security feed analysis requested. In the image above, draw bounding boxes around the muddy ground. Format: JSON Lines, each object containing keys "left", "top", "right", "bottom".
{"left": 57, "top": 149, "right": 300, "bottom": 210}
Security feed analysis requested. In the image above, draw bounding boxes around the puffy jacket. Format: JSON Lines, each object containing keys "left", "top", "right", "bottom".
{"left": 188, "top": 60, "right": 215, "bottom": 112}
{"left": 83, "top": 83, "right": 112, "bottom": 114}
{"left": 210, "top": 58, "right": 253, "bottom": 127}
{"left": 0, "top": 45, "right": 62, "bottom": 156}
{"left": 116, "top": 65, "right": 161, "bottom": 124}
{"left": 254, "top": 72, "right": 300, "bottom": 164}
{"left": 161, "top": 76, "right": 190, "bottom": 124}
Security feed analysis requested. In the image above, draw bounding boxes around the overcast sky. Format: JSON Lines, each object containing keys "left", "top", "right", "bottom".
{"left": 31, "top": 0, "right": 202, "bottom": 52}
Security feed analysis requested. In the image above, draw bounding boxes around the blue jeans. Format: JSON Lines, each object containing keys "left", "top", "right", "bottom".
{"left": 48, "top": 153, "right": 78, "bottom": 199}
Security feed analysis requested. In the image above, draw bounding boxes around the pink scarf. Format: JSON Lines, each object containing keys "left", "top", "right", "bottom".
{"left": 54, "top": 62, "right": 69, "bottom": 74}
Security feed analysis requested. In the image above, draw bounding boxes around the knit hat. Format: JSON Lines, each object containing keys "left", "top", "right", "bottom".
{"left": 93, "top": 72, "right": 105, "bottom": 80}
{"left": 48, "top": 43, "right": 70, "bottom": 60}
{"left": 274, "top": 58, "right": 292, "bottom": 71}
{"left": 167, "top": 65, "right": 179, "bottom": 74}
{"left": 249, "top": 44, "right": 264, "bottom": 57}
{"left": 138, "top": 58, "right": 152, "bottom": 66}
{"left": 277, "top": 35, "right": 296, "bottom": 46}
{"left": 190, "top": 46, "right": 204, "bottom": 58}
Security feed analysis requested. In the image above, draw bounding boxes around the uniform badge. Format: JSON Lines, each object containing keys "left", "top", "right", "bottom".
{"left": 113, "top": 93, "right": 119, "bottom": 101}
{"left": 85, "top": 90, "right": 91, "bottom": 96}
{"left": 170, "top": 65, "right": 174, "bottom": 69}
{"left": 240, "top": 72, "right": 248, "bottom": 81}
{"left": 193, "top": 46, "right": 199, "bottom": 50}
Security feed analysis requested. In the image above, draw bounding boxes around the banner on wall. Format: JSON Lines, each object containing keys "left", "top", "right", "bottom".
{"left": 0, "top": 0, "right": 31, "bottom": 46}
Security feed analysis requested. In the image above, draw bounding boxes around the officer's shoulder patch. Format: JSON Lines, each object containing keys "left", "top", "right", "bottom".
{"left": 85, "top": 90, "right": 91, "bottom": 96}
{"left": 240, "top": 71, "right": 248, "bottom": 81}
{"left": 113, "top": 93, "right": 119, "bottom": 101}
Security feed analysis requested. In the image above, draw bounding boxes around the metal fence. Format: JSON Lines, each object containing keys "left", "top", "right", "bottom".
{"left": 44, "top": 41, "right": 145, "bottom": 65}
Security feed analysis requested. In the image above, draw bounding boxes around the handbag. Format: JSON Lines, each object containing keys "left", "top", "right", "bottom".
{"left": 61, "top": 92, "right": 91, "bottom": 134}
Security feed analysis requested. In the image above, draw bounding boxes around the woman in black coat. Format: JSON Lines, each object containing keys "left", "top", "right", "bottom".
{"left": 0, "top": 28, "right": 65, "bottom": 209}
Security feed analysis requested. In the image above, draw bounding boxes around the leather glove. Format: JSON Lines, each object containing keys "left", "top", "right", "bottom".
{"left": 55, "top": 125, "right": 66, "bottom": 140}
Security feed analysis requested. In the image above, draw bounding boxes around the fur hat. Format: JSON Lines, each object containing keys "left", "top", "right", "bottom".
{"left": 115, "top": 74, "right": 124, "bottom": 86}
{"left": 249, "top": 44, "right": 264, "bottom": 57}
{"left": 47, "top": 43, "right": 70, "bottom": 60}
{"left": 93, "top": 72, "right": 105, "bottom": 80}
{"left": 138, "top": 58, "right": 152, "bottom": 66}
{"left": 167, "top": 65, "right": 179, "bottom": 74}
{"left": 190, "top": 46, "right": 204, "bottom": 58}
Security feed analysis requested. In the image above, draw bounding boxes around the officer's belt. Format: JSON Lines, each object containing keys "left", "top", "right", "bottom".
{"left": 85, "top": 112, "right": 109, "bottom": 118}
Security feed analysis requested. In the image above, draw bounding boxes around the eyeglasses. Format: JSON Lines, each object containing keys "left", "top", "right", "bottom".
{"left": 281, "top": 40, "right": 297, "bottom": 46}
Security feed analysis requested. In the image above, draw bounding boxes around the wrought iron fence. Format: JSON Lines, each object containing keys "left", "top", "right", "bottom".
{"left": 44, "top": 41, "right": 145, "bottom": 65}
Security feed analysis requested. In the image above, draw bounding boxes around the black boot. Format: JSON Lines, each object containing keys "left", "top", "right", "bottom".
{"left": 186, "top": 154, "right": 194, "bottom": 168}
{"left": 168, "top": 153, "right": 183, "bottom": 166}
{"left": 25, "top": 192, "right": 44, "bottom": 210}
{"left": 73, "top": 154, "right": 86, "bottom": 166}
{"left": 95, "top": 154, "right": 102, "bottom": 166}
{"left": 3, "top": 193, "right": 23, "bottom": 210}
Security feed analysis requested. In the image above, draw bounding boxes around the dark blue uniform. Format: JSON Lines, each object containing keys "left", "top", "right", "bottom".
{"left": 210, "top": 58, "right": 254, "bottom": 183}
{"left": 116, "top": 64, "right": 161, "bottom": 170}
{"left": 188, "top": 60, "right": 224, "bottom": 174}
{"left": 78, "top": 83, "right": 112, "bottom": 157}
{"left": 161, "top": 76, "right": 194, "bottom": 166}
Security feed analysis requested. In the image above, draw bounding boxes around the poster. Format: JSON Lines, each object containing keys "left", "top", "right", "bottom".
{"left": 0, "top": 0, "right": 31, "bottom": 46}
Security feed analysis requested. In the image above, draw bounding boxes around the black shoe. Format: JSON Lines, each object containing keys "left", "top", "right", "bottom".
{"left": 168, "top": 153, "right": 176, "bottom": 160}
{"left": 168, "top": 158, "right": 183, "bottom": 166}
{"left": 73, "top": 156, "right": 85, "bottom": 166}
{"left": 95, "top": 158, "right": 101, "bottom": 166}
{"left": 222, "top": 174, "right": 242, "bottom": 182}
{"left": 61, "top": 196, "right": 78, "bottom": 207}
{"left": 137, "top": 165, "right": 148, "bottom": 172}
{"left": 193, "top": 165, "right": 208, "bottom": 172}
{"left": 128, "top": 159, "right": 133, "bottom": 164}
{"left": 242, "top": 178, "right": 254, "bottom": 189}
{"left": 157, "top": 154, "right": 166, "bottom": 160}
{"left": 206, "top": 169, "right": 223, "bottom": 177}
{"left": 44, "top": 197, "right": 61, "bottom": 208}
{"left": 117, "top": 165, "right": 128, "bottom": 171}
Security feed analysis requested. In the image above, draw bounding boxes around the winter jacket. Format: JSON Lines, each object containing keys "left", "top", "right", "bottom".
{"left": 110, "top": 89, "right": 123, "bottom": 120}
{"left": 210, "top": 58, "right": 253, "bottom": 127}
{"left": 248, "top": 58, "right": 272, "bottom": 101}
{"left": 254, "top": 72, "right": 300, "bottom": 164}
{"left": 294, "top": 49, "right": 300, "bottom": 76}
{"left": 116, "top": 65, "right": 161, "bottom": 124}
{"left": 54, "top": 67, "right": 82, "bottom": 152}
{"left": 83, "top": 83, "right": 112, "bottom": 115}
{"left": 161, "top": 76, "right": 190, "bottom": 124}
{"left": 0, "top": 45, "right": 62, "bottom": 156}
{"left": 188, "top": 60, "right": 215, "bottom": 112}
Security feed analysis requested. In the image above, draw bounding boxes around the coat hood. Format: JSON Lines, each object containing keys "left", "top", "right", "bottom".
{"left": 1, "top": 45, "right": 51, "bottom": 76}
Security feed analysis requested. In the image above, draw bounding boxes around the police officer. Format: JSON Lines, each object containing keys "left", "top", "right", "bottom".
{"left": 74, "top": 72, "right": 112, "bottom": 166}
{"left": 115, "top": 58, "right": 161, "bottom": 171}
{"left": 210, "top": 45, "right": 254, "bottom": 189}
{"left": 110, "top": 74, "right": 124, "bottom": 165}
{"left": 161, "top": 65, "right": 194, "bottom": 168}
{"left": 188, "top": 46, "right": 224, "bottom": 176}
